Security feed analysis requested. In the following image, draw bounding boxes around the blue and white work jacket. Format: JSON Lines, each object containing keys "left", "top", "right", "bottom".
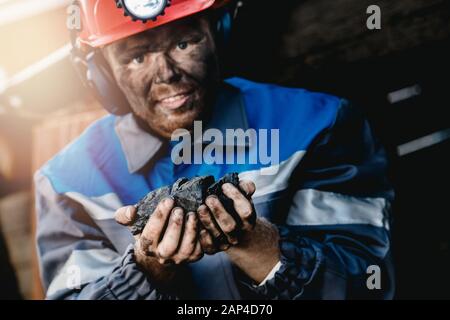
{"left": 35, "top": 78, "right": 394, "bottom": 299}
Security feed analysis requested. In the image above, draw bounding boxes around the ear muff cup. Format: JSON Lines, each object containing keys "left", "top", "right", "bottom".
{"left": 212, "top": 8, "right": 234, "bottom": 76}
{"left": 71, "top": 49, "right": 131, "bottom": 115}
{"left": 85, "top": 52, "right": 131, "bottom": 115}
{"left": 216, "top": 10, "right": 233, "bottom": 47}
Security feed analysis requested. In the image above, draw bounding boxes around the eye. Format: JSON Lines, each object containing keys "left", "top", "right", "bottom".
{"left": 177, "top": 41, "right": 189, "bottom": 50}
{"left": 132, "top": 55, "right": 145, "bottom": 65}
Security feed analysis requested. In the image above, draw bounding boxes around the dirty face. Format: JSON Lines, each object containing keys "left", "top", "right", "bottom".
{"left": 102, "top": 14, "right": 219, "bottom": 138}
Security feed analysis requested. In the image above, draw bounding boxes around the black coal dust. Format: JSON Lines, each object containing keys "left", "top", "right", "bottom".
{"left": 130, "top": 173, "right": 244, "bottom": 235}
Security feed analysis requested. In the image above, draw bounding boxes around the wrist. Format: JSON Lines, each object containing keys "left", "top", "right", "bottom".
{"left": 133, "top": 246, "right": 177, "bottom": 285}
{"left": 226, "top": 218, "right": 281, "bottom": 283}
{"left": 230, "top": 218, "right": 277, "bottom": 251}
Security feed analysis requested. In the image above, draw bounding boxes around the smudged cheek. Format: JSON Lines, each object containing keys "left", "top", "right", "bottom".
{"left": 176, "top": 49, "right": 215, "bottom": 82}
{"left": 182, "top": 61, "right": 208, "bottom": 82}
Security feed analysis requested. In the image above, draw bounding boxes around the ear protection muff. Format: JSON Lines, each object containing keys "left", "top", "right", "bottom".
{"left": 216, "top": 9, "right": 233, "bottom": 47}
{"left": 69, "top": 0, "right": 131, "bottom": 115}
{"left": 216, "top": 0, "right": 244, "bottom": 47}
{"left": 71, "top": 1, "right": 240, "bottom": 116}
{"left": 84, "top": 51, "right": 131, "bottom": 115}
{"left": 211, "top": 3, "right": 237, "bottom": 73}
{"left": 71, "top": 46, "right": 132, "bottom": 115}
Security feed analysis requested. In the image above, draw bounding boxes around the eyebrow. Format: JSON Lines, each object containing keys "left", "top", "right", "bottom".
{"left": 115, "top": 44, "right": 149, "bottom": 61}
{"left": 114, "top": 27, "right": 207, "bottom": 61}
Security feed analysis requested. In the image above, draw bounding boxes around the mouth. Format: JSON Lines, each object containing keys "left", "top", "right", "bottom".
{"left": 156, "top": 89, "right": 196, "bottom": 111}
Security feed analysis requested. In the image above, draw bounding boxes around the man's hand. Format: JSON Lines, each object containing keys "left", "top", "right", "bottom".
{"left": 196, "top": 180, "right": 257, "bottom": 253}
{"left": 115, "top": 198, "right": 203, "bottom": 284}
{"left": 198, "top": 180, "right": 281, "bottom": 283}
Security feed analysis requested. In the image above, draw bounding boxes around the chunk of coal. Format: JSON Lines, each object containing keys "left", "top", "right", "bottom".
{"left": 207, "top": 173, "right": 243, "bottom": 226}
{"left": 172, "top": 176, "right": 215, "bottom": 213}
{"left": 130, "top": 186, "right": 171, "bottom": 235}
{"left": 171, "top": 177, "right": 189, "bottom": 193}
{"left": 130, "top": 173, "right": 243, "bottom": 235}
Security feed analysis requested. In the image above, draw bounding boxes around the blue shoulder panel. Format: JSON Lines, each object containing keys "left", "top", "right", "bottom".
{"left": 226, "top": 78, "right": 342, "bottom": 162}
{"left": 41, "top": 115, "right": 150, "bottom": 204}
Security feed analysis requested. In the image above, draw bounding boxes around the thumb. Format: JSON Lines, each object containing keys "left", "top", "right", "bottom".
{"left": 114, "top": 206, "right": 137, "bottom": 226}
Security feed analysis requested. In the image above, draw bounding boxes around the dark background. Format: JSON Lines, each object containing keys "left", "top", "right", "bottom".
{"left": 224, "top": 0, "right": 450, "bottom": 299}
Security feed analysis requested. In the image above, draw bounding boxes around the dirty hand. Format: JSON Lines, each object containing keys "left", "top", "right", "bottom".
{"left": 197, "top": 180, "right": 281, "bottom": 283}
{"left": 197, "top": 180, "right": 258, "bottom": 254}
{"left": 115, "top": 197, "right": 203, "bottom": 284}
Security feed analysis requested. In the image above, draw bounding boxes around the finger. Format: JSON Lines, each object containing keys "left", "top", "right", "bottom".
{"left": 157, "top": 207, "right": 184, "bottom": 259}
{"left": 140, "top": 197, "right": 174, "bottom": 255}
{"left": 188, "top": 241, "right": 203, "bottom": 263}
{"left": 205, "top": 196, "right": 239, "bottom": 245}
{"left": 197, "top": 205, "right": 229, "bottom": 246}
{"left": 239, "top": 180, "right": 256, "bottom": 198}
{"left": 199, "top": 228, "right": 218, "bottom": 255}
{"left": 114, "top": 206, "right": 137, "bottom": 226}
{"left": 174, "top": 212, "right": 198, "bottom": 264}
{"left": 222, "top": 183, "right": 256, "bottom": 231}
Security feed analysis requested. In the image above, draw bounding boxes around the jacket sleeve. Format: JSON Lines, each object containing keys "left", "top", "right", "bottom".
{"left": 34, "top": 171, "right": 179, "bottom": 300}
{"left": 238, "top": 100, "right": 395, "bottom": 300}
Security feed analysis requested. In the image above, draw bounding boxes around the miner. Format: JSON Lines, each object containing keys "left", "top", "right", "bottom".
{"left": 35, "top": 0, "right": 394, "bottom": 299}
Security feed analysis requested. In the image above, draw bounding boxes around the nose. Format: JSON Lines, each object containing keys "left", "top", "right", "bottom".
{"left": 154, "top": 54, "right": 181, "bottom": 84}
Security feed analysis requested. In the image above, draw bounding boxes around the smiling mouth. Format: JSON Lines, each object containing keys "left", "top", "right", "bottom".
{"left": 157, "top": 90, "right": 196, "bottom": 110}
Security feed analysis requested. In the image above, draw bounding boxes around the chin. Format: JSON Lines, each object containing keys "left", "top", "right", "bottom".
{"left": 148, "top": 104, "right": 204, "bottom": 139}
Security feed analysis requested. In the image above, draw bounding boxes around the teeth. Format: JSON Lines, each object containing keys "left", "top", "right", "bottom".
{"left": 162, "top": 94, "right": 187, "bottom": 103}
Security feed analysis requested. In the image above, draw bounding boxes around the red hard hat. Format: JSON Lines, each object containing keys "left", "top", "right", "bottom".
{"left": 78, "top": 0, "right": 231, "bottom": 48}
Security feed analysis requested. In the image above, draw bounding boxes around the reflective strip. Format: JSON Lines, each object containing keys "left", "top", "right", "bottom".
{"left": 387, "top": 84, "right": 421, "bottom": 104}
{"left": 397, "top": 128, "right": 450, "bottom": 156}
{"left": 286, "top": 189, "right": 389, "bottom": 229}
{"left": 46, "top": 248, "right": 120, "bottom": 297}
{"left": 65, "top": 192, "right": 123, "bottom": 221}
{"left": 239, "top": 150, "right": 306, "bottom": 199}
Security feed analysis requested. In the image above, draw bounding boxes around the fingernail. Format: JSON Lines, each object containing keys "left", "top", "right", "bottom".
{"left": 222, "top": 183, "right": 232, "bottom": 191}
{"left": 173, "top": 208, "right": 183, "bottom": 218}
{"left": 198, "top": 205, "right": 208, "bottom": 215}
